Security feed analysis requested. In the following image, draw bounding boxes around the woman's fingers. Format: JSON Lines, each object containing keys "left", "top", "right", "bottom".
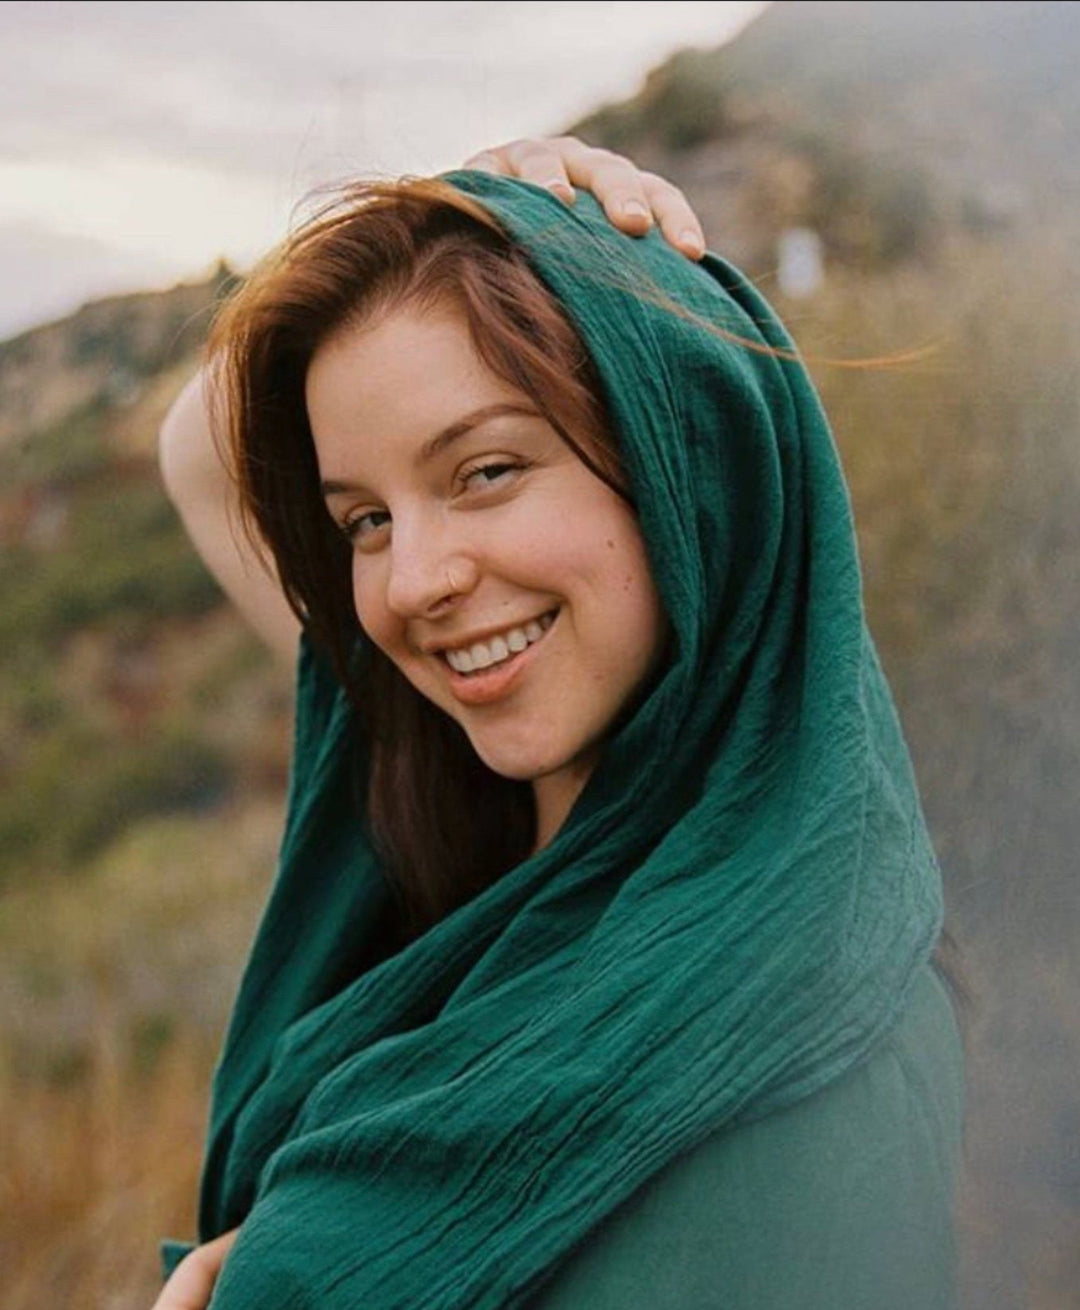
{"left": 150, "top": 1229, "right": 240, "bottom": 1310}
{"left": 463, "top": 139, "right": 576, "bottom": 204}
{"left": 463, "top": 137, "right": 645, "bottom": 221}
{"left": 639, "top": 171, "right": 706, "bottom": 260}
{"left": 461, "top": 137, "right": 705, "bottom": 259}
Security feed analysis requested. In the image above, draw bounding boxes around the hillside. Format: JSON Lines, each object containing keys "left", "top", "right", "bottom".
{"left": 0, "top": 266, "right": 237, "bottom": 451}
{"left": 578, "top": 0, "right": 1080, "bottom": 269}
{"left": 2, "top": 4, "right": 1078, "bottom": 1305}
{"left": 0, "top": 265, "right": 293, "bottom": 876}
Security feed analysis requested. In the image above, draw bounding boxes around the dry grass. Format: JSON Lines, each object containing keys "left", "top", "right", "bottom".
{"left": 1, "top": 1024, "right": 214, "bottom": 1310}
{"left": 0, "top": 802, "right": 281, "bottom": 1309}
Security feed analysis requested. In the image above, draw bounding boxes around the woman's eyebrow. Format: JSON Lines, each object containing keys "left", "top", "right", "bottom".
{"left": 320, "top": 402, "right": 540, "bottom": 496}
{"left": 417, "top": 402, "right": 539, "bottom": 464}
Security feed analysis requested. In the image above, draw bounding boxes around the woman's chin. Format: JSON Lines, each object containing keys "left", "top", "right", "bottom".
{"left": 469, "top": 742, "right": 554, "bottom": 784}
{"left": 470, "top": 734, "right": 601, "bottom": 812}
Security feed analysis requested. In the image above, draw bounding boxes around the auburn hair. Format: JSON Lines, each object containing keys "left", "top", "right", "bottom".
{"left": 208, "top": 178, "right": 626, "bottom": 942}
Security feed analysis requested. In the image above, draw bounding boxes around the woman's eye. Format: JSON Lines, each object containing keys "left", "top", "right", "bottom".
{"left": 460, "top": 461, "right": 526, "bottom": 493}
{"left": 341, "top": 509, "right": 390, "bottom": 546}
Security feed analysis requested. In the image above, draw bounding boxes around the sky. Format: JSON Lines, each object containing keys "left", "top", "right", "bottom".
{"left": 0, "top": 0, "right": 767, "bottom": 341}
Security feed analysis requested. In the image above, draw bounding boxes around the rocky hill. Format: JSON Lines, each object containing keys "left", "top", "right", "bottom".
{"left": 0, "top": 266, "right": 234, "bottom": 451}
{"left": 0, "top": 261, "right": 293, "bottom": 906}
{"left": 577, "top": 0, "right": 1080, "bottom": 267}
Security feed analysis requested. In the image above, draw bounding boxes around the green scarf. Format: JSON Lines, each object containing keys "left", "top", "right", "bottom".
{"left": 187, "top": 173, "right": 943, "bottom": 1307}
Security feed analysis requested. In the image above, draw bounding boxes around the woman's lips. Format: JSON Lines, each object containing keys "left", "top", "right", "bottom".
{"left": 442, "top": 609, "right": 558, "bottom": 706}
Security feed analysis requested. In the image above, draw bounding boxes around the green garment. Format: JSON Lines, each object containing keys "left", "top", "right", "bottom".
{"left": 162, "top": 174, "right": 957, "bottom": 1307}
{"left": 531, "top": 965, "right": 963, "bottom": 1309}
{"left": 163, "top": 964, "right": 962, "bottom": 1307}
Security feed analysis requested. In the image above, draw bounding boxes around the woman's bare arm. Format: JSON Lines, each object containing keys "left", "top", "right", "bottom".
{"left": 158, "top": 138, "right": 705, "bottom": 665}
{"left": 158, "top": 370, "right": 302, "bottom": 663}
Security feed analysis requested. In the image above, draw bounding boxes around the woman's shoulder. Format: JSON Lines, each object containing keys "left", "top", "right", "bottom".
{"left": 531, "top": 964, "right": 964, "bottom": 1310}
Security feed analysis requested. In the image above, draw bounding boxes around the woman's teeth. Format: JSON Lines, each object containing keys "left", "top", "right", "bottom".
{"left": 445, "top": 612, "right": 555, "bottom": 674}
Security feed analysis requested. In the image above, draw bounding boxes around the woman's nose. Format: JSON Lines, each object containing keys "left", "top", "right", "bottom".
{"left": 383, "top": 520, "right": 479, "bottom": 619}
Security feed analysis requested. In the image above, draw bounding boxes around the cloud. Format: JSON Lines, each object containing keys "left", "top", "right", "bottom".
{"left": 0, "top": 218, "right": 178, "bottom": 341}
{"left": 0, "top": 2, "right": 766, "bottom": 179}
{"left": 0, "top": 1, "right": 337, "bottom": 178}
{"left": 0, "top": 0, "right": 767, "bottom": 334}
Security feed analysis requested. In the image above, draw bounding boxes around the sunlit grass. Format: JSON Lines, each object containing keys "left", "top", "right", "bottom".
{"left": 1, "top": 1022, "right": 213, "bottom": 1309}
{"left": 0, "top": 803, "right": 282, "bottom": 1307}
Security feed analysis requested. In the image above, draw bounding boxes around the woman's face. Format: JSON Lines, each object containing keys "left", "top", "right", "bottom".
{"left": 307, "top": 302, "right": 667, "bottom": 845}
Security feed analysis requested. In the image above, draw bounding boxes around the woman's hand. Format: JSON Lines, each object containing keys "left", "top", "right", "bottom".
{"left": 462, "top": 136, "right": 706, "bottom": 259}
{"left": 151, "top": 1229, "right": 240, "bottom": 1310}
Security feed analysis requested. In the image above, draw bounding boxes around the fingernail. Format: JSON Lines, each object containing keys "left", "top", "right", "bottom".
{"left": 621, "top": 198, "right": 650, "bottom": 219}
{"left": 546, "top": 180, "right": 575, "bottom": 201}
{"left": 680, "top": 229, "right": 705, "bottom": 256}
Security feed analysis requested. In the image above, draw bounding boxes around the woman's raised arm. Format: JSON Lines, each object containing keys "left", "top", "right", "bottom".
{"left": 159, "top": 368, "right": 302, "bottom": 663}
{"left": 158, "top": 138, "right": 705, "bottom": 665}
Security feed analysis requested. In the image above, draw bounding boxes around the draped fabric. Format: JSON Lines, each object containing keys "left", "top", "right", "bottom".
{"left": 185, "top": 173, "right": 944, "bottom": 1308}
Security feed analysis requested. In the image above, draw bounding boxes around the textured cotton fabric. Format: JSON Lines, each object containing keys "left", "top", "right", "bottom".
{"left": 168, "top": 173, "right": 949, "bottom": 1307}
{"left": 531, "top": 963, "right": 962, "bottom": 1309}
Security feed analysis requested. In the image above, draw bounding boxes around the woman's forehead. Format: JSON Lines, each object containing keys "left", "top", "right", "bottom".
{"left": 306, "top": 305, "right": 524, "bottom": 467}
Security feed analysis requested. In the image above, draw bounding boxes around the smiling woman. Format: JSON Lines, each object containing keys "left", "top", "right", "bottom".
{"left": 155, "top": 143, "right": 962, "bottom": 1310}
{"left": 204, "top": 172, "right": 681, "bottom": 931}
{"left": 307, "top": 303, "right": 668, "bottom": 852}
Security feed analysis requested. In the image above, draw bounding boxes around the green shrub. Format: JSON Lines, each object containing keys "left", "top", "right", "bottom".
{"left": 2, "top": 401, "right": 111, "bottom": 490}
{"left": 577, "top": 49, "right": 731, "bottom": 154}
{"left": 0, "top": 481, "right": 221, "bottom": 651}
{"left": 0, "top": 723, "right": 233, "bottom": 880}
{"left": 647, "top": 50, "right": 731, "bottom": 151}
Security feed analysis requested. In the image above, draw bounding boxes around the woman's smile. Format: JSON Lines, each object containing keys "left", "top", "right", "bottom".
{"left": 307, "top": 301, "right": 668, "bottom": 845}
{"left": 436, "top": 609, "right": 558, "bottom": 706}
{"left": 437, "top": 608, "right": 557, "bottom": 677}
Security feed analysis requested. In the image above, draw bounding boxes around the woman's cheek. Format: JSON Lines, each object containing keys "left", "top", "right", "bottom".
{"left": 352, "top": 565, "right": 388, "bottom": 646}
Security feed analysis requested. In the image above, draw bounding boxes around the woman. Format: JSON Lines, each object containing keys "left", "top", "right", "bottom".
{"left": 156, "top": 139, "right": 963, "bottom": 1309}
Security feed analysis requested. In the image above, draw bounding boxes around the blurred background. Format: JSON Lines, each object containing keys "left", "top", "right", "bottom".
{"left": 1, "top": 2, "right": 1076, "bottom": 1306}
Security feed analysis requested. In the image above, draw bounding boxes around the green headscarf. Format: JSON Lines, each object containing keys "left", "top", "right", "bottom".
{"left": 182, "top": 173, "right": 943, "bottom": 1307}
